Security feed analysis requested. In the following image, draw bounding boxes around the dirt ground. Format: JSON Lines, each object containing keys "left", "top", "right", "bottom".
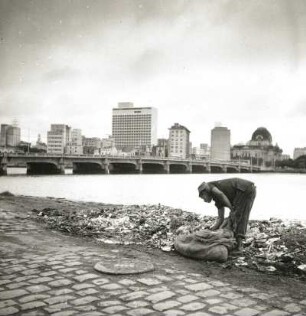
{"left": 1, "top": 193, "right": 305, "bottom": 300}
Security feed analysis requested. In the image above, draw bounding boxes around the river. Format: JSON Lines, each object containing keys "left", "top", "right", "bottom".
{"left": 1, "top": 168, "right": 306, "bottom": 221}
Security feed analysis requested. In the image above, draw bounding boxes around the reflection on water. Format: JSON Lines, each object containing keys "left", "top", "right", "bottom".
{"left": 1, "top": 168, "right": 306, "bottom": 221}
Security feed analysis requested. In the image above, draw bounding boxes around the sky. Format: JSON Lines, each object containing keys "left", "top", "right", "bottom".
{"left": 0, "top": 0, "right": 305, "bottom": 156}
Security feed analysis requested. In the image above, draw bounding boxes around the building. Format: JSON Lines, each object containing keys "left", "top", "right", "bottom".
{"left": 0, "top": 124, "right": 21, "bottom": 147}
{"left": 101, "top": 136, "right": 115, "bottom": 149}
{"left": 0, "top": 124, "right": 9, "bottom": 147}
{"left": 33, "top": 134, "right": 47, "bottom": 152}
{"left": 152, "top": 138, "right": 168, "bottom": 157}
{"left": 47, "top": 124, "right": 71, "bottom": 154}
{"left": 112, "top": 102, "right": 157, "bottom": 152}
{"left": 82, "top": 137, "right": 101, "bottom": 155}
{"left": 191, "top": 143, "right": 210, "bottom": 159}
{"left": 211, "top": 126, "right": 231, "bottom": 161}
{"left": 293, "top": 148, "right": 306, "bottom": 160}
{"left": 100, "top": 136, "right": 117, "bottom": 155}
{"left": 66, "top": 129, "right": 83, "bottom": 155}
{"left": 28, "top": 134, "right": 47, "bottom": 153}
{"left": 168, "top": 123, "right": 190, "bottom": 159}
{"left": 231, "top": 127, "right": 283, "bottom": 167}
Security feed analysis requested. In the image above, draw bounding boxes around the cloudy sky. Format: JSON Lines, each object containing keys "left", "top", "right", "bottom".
{"left": 0, "top": 0, "right": 305, "bottom": 155}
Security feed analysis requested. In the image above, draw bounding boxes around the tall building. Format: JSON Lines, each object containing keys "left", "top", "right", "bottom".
{"left": 47, "top": 124, "right": 71, "bottom": 154}
{"left": 293, "top": 147, "right": 306, "bottom": 160}
{"left": 66, "top": 129, "right": 83, "bottom": 155}
{"left": 0, "top": 124, "right": 21, "bottom": 147}
{"left": 168, "top": 123, "right": 190, "bottom": 159}
{"left": 112, "top": 102, "right": 157, "bottom": 151}
{"left": 231, "top": 127, "right": 283, "bottom": 167}
{"left": 211, "top": 126, "right": 231, "bottom": 161}
{"left": 0, "top": 124, "right": 9, "bottom": 147}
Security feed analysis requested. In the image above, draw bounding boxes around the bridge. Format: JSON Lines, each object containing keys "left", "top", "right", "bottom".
{"left": 0, "top": 153, "right": 260, "bottom": 175}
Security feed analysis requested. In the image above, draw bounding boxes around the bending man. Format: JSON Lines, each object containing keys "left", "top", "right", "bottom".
{"left": 198, "top": 178, "right": 256, "bottom": 251}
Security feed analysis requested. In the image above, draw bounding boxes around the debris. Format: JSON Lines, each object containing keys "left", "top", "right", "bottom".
{"left": 266, "top": 266, "right": 277, "bottom": 272}
{"left": 31, "top": 205, "right": 306, "bottom": 278}
{"left": 0, "top": 191, "right": 14, "bottom": 196}
{"left": 298, "top": 264, "right": 306, "bottom": 272}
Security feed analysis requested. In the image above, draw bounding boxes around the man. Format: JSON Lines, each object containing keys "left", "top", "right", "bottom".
{"left": 198, "top": 178, "right": 256, "bottom": 251}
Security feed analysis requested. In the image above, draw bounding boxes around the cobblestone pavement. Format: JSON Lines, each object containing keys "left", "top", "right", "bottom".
{"left": 0, "top": 207, "right": 306, "bottom": 316}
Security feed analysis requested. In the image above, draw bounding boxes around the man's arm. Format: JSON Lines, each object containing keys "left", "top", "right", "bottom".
{"left": 210, "top": 207, "right": 225, "bottom": 230}
{"left": 211, "top": 187, "right": 232, "bottom": 210}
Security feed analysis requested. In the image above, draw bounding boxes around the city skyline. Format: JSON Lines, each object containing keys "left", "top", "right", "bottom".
{"left": 1, "top": 0, "right": 306, "bottom": 155}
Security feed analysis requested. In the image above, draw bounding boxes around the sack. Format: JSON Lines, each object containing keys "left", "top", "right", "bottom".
{"left": 174, "top": 229, "right": 236, "bottom": 263}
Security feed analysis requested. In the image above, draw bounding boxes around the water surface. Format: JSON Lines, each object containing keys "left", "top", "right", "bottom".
{"left": 1, "top": 169, "right": 305, "bottom": 221}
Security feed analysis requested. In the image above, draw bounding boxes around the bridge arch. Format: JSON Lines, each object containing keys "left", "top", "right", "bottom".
{"left": 169, "top": 163, "right": 188, "bottom": 173}
{"left": 73, "top": 162, "right": 105, "bottom": 174}
{"left": 226, "top": 166, "right": 240, "bottom": 173}
{"left": 142, "top": 162, "right": 165, "bottom": 174}
{"left": 109, "top": 162, "right": 138, "bottom": 174}
{"left": 210, "top": 165, "right": 226, "bottom": 173}
{"left": 191, "top": 165, "right": 207, "bottom": 173}
{"left": 27, "top": 162, "right": 63, "bottom": 175}
{"left": 240, "top": 167, "right": 251, "bottom": 173}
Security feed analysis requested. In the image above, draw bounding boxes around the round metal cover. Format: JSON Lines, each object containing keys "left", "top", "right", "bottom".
{"left": 94, "top": 258, "right": 154, "bottom": 275}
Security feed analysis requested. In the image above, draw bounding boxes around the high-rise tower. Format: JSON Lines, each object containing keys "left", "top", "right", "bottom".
{"left": 211, "top": 125, "right": 231, "bottom": 161}
{"left": 112, "top": 103, "right": 157, "bottom": 151}
{"left": 168, "top": 123, "right": 191, "bottom": 159}
{"left": 47, "top": 124, "right": 71, "bottom": 154}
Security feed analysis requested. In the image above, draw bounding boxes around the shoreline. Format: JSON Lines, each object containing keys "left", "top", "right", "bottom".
{"left": 1, "top": 193, "right": 306, "bottom": 314}
{"left": 2, "top": 190, "right": 306, "bottom": 225}
{"left": 1, "top": 192, "right": 306, "bottom": 280}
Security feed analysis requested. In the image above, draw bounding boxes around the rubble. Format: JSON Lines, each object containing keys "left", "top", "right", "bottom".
{"left": 31, "top": 204, "right": 306, "bottom": 278}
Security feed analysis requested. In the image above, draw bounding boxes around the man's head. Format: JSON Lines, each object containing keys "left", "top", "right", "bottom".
{"left": 198, "top": 182, "right": 212, "bottom": 203}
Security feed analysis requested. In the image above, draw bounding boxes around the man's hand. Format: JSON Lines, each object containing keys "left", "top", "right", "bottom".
{"left": 220, "top": 217, "right": 230, "bottom": 229}
{"left": 210, "top": 218, "right": 224, "bottom": 231}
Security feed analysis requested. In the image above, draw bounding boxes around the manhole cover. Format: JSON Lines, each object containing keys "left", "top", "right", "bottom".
{"left": 94, "top": 258, "right": 154, "bottom": 275}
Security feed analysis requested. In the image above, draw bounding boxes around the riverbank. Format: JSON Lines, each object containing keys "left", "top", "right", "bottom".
{"left": 1, "top": 192, "right": 306, "bottom": 280}
{"left": 2, "top": 193, "right": 306, "bottom": 315}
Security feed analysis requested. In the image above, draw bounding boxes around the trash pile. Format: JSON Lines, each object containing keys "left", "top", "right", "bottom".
{"left": 234, "top": 218, "right": 306, "bottom": 277}
{"left": 31, "top": 205, "right": 306, "bottom": 278}
{"left": 31, "top": 205, "right": 215, "bottom": 251}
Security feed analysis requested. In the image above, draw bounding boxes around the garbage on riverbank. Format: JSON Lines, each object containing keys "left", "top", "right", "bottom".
{"left": 31, "top": 204, "right": 306, "bottom": 278}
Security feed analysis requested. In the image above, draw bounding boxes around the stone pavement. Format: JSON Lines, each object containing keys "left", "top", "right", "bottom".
{"left": 0, "top": 207, "right": 306, "bottom": 316}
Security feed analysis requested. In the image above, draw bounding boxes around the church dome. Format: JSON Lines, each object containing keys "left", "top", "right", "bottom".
{"left": 251, "top": 127, "right": 272, "bottom": 143}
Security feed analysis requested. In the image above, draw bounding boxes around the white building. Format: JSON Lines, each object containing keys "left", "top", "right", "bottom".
{"left": 293, "top": 147, "right": 306, "bottom": 160}
{"left": 66, "top": 129, "right": 83, "bottom": 155}
{"left": 47, "top": 124, "right": 71, "bottom": 154}
{"left": 168, "top": 123, "right": 190, "bottom": 159}
{"left": 112, "top": 102, "right": 157, "bottom": 151}
{"left": 211, "top": 126, "right": 231, "bottom": 161}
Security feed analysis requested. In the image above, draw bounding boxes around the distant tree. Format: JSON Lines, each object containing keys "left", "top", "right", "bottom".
{"left": 275, "top": 158, "right": 294, "bottom": 169}
{"left": 293, "top": 155, "right": 306, "bottom": 169}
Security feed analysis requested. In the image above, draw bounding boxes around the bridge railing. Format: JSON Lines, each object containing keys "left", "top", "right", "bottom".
{"left": 4, "top": 153, "right": 258, "bottom": 167}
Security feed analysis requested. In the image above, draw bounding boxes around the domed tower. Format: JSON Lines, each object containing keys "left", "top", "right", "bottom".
{"left": 249, "top": 127, "right": 272, "bottom": 146}
{"left": 231, "top": 126, "right": 283, "bottom": 169}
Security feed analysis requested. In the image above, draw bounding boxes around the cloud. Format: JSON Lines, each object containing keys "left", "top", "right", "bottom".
{"left": 290, "top": 100, "right": 306, "bottom": 117}
{"left": 43, "top": 67, "right": 81, "bottom": 82}
{"left": 1, "top": 0, "right": 306, "bottom": 154}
